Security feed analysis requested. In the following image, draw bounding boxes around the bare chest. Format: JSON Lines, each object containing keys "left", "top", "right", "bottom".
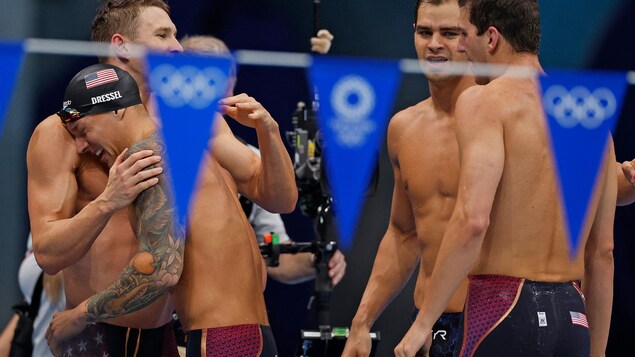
{"left": 399, "top": 131, "right": 460, "bottom": 203}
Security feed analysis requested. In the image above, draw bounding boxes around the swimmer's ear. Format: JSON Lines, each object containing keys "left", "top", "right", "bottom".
{"left": 486, "top": 26, "right": 500, "bottom": 53}
{"left": 113, "top": 108, "right": 126, "bottom": 120}
{"left": 112, "top": 33, "right": 131, "bottom": 60}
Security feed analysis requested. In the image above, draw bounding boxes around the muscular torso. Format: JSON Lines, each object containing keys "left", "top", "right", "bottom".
{"left": 391, "top": 101, "right": 467, "bottom": 312}
{"left": 33, "top": 118, "right": 173, "bottom": 328}
{"left": 470, "top": 78, "right": 591, "bottom": 281}
{"left": 173, "top": 153, "right": 268, "bottom": 331}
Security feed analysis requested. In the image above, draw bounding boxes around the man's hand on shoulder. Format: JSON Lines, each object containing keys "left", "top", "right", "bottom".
{"left": 98, "top": 149, "right": 163, "bottom": 212}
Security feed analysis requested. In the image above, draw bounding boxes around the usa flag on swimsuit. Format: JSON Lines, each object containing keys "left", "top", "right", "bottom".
{"left": 570, "top": 311, "right": 589, "bottom": 328}
{"left": 84, "top": 68, "right": 119, "bottom": 89}
{"left": 60, "top": 326, "right": 109, "bottom": 357}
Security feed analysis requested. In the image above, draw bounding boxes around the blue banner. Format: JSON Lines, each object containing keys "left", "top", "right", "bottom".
{"left": 540, "top": 70, "right": 627, "bottom": 257}
{"left": 147, "top": 53, "right": 232, "bottom": 224}
{"left": 0, "top": 42, "right": 25, "bottom": 135}
{"left": 308, "top": 56, "right": 401, "bottom": 251}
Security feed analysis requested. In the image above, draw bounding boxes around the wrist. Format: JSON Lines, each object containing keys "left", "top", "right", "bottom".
{"left": 255, "top": 116, "right": 279, "bottom": 133}
{"left": 77, "top": 301, "right": 91, "bottom": 325}
{"left": 92, "top": 194, "right": 118, "bottom": 216}
{"left": 351, "top": 314, "right": 373, "bottom": 331}
{"left": 412, "top": 310, "right": 435, "bottom": 331}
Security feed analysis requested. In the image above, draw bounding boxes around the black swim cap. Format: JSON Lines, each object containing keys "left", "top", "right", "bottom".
{"left": 57, "top": 63, "right": 142, "bottom": 123}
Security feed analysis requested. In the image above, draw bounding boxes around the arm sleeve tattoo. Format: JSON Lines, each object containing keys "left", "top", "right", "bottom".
{"left": 85, "top": 133, "right": 186, "bottom": 322}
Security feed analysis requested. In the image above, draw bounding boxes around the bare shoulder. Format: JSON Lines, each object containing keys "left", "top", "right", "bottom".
{"left": 456, "top": 82, "right": 517, "bottom": 125}
{"left": 387, "top": 99, "right": 433, "bottom": 161}
{"left": 29, "top": 114, "right": 73, "bottom": 147}
{"left": 388, "top": 99, "right": 433, "bottom": 143}
{"left": 129, "top": 132, "right": 164, "bottom": 154}
{"left": 27, "top": 114, "right": 78, "bottom": 172}
{"left": 27, "top": 115, "right": 81, "bottom": 220}
{"left": 457, "top": 84, "right": 497, "bottom": 110}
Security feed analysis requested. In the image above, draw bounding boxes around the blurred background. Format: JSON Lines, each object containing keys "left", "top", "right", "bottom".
{"left": 0, "top": 0, "right": 633, "bottom": 356}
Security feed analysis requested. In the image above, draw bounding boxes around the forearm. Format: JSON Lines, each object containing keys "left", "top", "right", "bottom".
{"left": 84, "top": 211, "right": 184, "bottom": 321}
{"left": 85, "top": 253, "right": 181, "bottom": 321}
{"left": 352, "top": 233, "right": 419, "bottom": 330}
{"left": 86, "top": 143, "right": 185, "bottom": 321}
{"left": 0, "top": 315, "right": 18, "bottom": 357}
{"left": 415, "top": 217, "right": 485, "bottom": 330}
{"left": 267, "top": 253, "right": 315, "bottom": 284}
{"left": 616, "top": 162, "right": 635, "bottom": 206}
{"left": 254, "top": 120, "right": 297, "bottom": 213}
{"left": 32, "top": 198, "right": 115, "bottom": 274}
{"left": 584, "top": 253, "right": 614, "bottom": 357}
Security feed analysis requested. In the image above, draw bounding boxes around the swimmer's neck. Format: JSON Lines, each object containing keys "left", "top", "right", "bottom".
{"left": 428, "top": 75, "right": 476, "bottom": 114}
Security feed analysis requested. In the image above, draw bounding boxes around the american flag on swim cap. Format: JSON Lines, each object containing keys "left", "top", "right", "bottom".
{"left": 570, "top": 311, "right": 588, "bottom": 328}
{"left": 84, "top": 68, "right": 119, "bottom": 89}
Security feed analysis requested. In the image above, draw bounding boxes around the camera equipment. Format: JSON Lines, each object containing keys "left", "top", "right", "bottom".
{"left": 260, "top": 230, "right": 381, "bottom": 357}
{"left": 259, "top": 117, "right": 335, "bottom": 326}
{"left": 285, "top": 99, "right": 330, "bottom": 218}
{"left": 258, "top": 3, "right": 380, "bottom": 353}
{"left": 259, "top": 98, "right": 380, "bottom": 356}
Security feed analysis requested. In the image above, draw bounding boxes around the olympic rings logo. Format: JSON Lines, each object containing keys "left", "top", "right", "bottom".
{"left": 150, "top": 64, "right": 228, "bottom": 109}
{"left": 543, "top": 85, "right": 617, "bottom": 130}
{"left": 328, "top": 75, "right": 377, "bottom": 148}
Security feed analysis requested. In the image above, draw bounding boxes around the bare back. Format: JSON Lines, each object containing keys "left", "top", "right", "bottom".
{"left": 27, "top": 116, "right": 173, "bottom": 328}
{"left": 172, "top": 153, "right": 268, "bottom": 331}
{"left": 388, "top": 100, "right": 467, "bottom": 312}
{"left": 468, "top": 77, "right": 602, "bottom": 281}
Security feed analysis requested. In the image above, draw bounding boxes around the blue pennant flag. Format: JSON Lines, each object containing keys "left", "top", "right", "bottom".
{"left": 308, "top": 56, "right": 401, "bottom": 251}
{"left": 540, "top": 69, "right": 627, "bottom": 257}
{"left": 147, "top": 52, "right": 232, "bottom": 224}
{"left": 0, "top": 42, "right": 25, "bottom": 136}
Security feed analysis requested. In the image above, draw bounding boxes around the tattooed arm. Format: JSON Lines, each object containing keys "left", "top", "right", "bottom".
{"left": 85, "top": 134, "right": 184, "bottom": 320}
{"left": 45, "top": 134, "right": 185, "bottom": 350}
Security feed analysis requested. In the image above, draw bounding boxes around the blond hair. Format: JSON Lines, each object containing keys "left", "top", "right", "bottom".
{"left": 181, "top": 35, "right": 237, "bottom": 94}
